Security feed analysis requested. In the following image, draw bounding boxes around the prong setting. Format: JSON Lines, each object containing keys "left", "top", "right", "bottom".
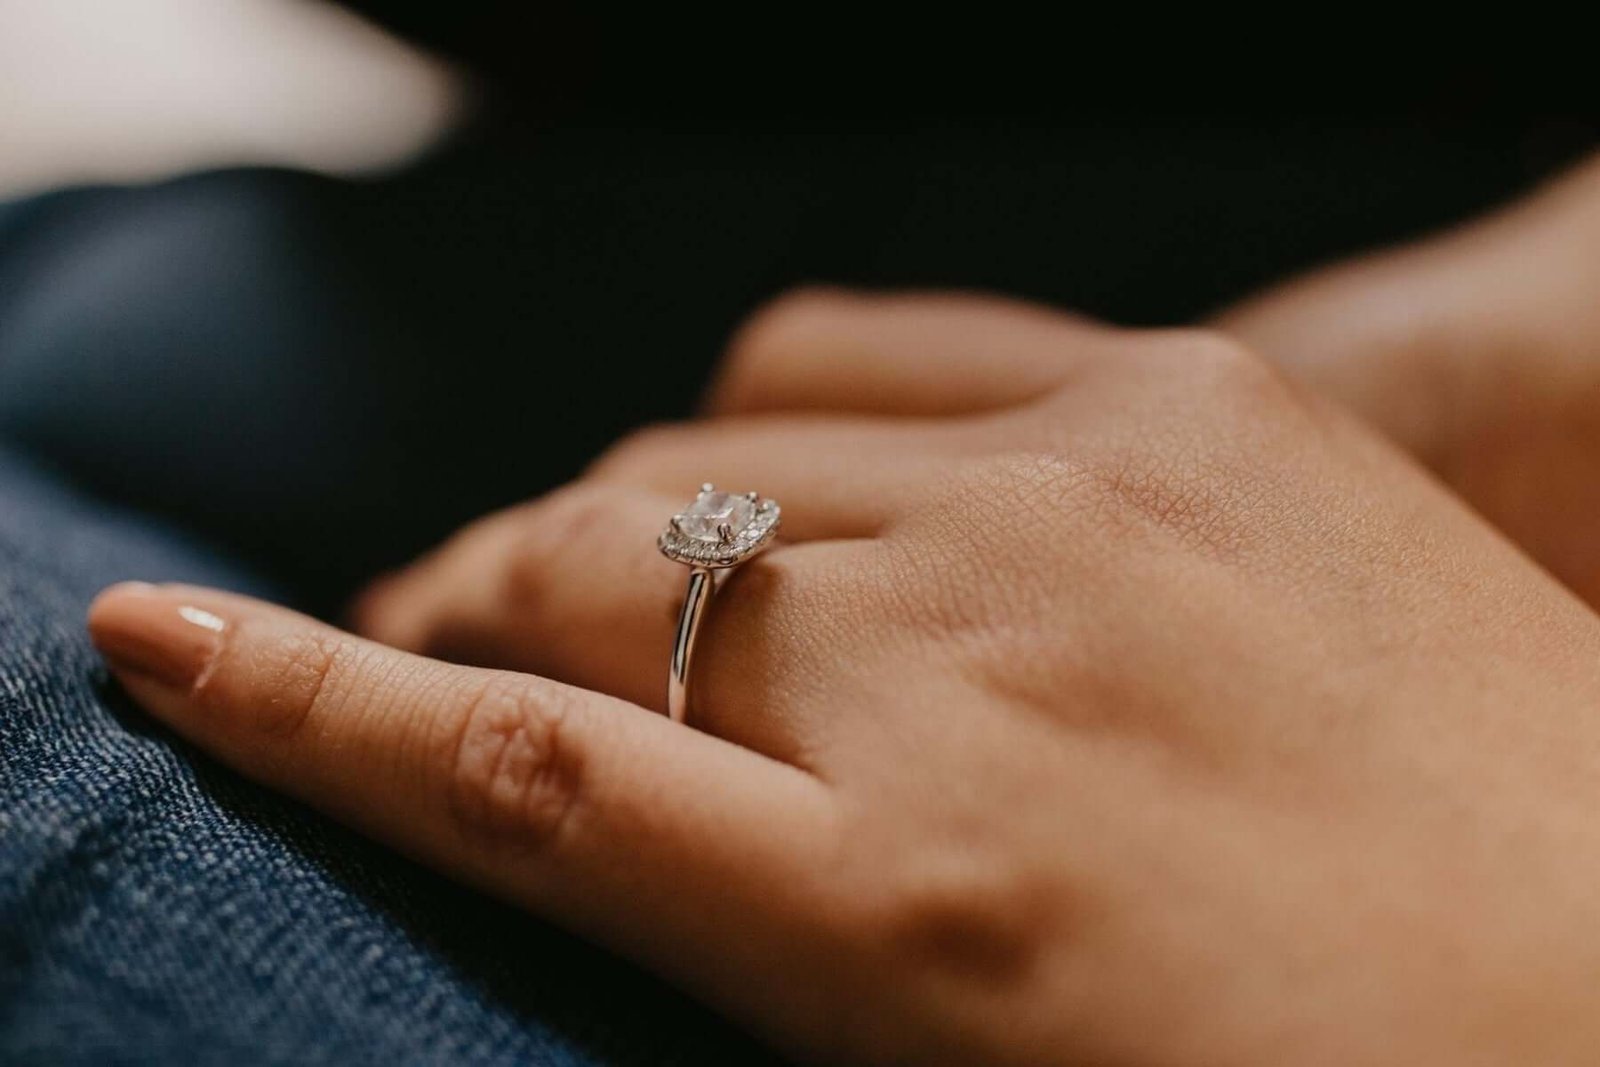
{"left": 659, "top": 488, "right": 780, "bottom": 568}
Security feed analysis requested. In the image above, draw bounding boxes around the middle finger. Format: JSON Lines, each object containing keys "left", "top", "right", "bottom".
{"left": 585, "top": 413, "right": 959, "bottom": 535}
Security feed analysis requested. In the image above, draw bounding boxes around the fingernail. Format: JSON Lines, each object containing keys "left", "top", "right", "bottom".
{"left": 87, "top": 583, "right": 227, "bottom": 690}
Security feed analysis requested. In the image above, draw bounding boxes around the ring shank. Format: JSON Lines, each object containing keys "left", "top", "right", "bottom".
{"left": 668, "top": 566, "right": 715, "bottom": 723}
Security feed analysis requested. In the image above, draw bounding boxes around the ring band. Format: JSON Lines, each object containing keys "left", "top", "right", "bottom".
{"left": 658, "top": 484, "right": 781, "bottom": 724}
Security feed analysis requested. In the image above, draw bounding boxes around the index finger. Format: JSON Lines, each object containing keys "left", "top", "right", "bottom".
{"left": 87, "top": 582, "right": 838, "bottom": 1021}
{"left": 709, "top": 288, "right": 1121, "bottom": 417}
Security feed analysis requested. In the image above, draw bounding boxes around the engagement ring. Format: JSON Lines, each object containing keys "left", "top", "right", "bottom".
{"left": 658, "top": 484, "right": 781, "bottom": 724}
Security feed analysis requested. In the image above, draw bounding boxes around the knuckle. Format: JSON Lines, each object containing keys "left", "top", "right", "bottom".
{"left": 1089, "top": 454, "right": 1245, "bottom": 559}
{"left": 957, "top": 446, "right": 1249, "bottom": 565}
{"left": 1152, "top": 327, "right": 1280, "bottom": 395}
{"left": 503, "top": 484, "right": 630, "bottom": 609}
{"left": 713, "top": 286, "right": 855, "bottom": 409}
{"left": 994, "top": 444, "right": 1248, "bottom": 560}
{"left": 986, "top": 335, "right": 1291, "bottom": 557}
{"left": 446, "top": 676, "right": 583, "bottom": 852}
{"left": 957, "top": 452, "right": 1111, "bottom": 544}
{"left": 197, "top": 626, "right": 348, "bottom": 741}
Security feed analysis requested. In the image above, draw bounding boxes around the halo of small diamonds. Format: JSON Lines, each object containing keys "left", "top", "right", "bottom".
{"left": 658, "top": 485, "right": 781, "bottom": 569}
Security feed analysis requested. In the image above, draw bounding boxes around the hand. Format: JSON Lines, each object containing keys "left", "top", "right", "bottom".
{"left": 91, "top": 296, "right": 1600, "bottom": 1064}
{"left": 1220, "top": 152, "right": 1600, "bottom": 605}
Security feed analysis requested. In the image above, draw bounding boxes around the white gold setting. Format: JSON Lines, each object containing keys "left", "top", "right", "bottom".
{"left": 658, "top": 484, "right": 781, "bottom": 570}
{"left": 660, "top": 484, "right": 781, "bottom": 724}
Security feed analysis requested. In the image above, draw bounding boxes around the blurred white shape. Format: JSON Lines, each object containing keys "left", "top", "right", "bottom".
{"left": 0, "top": 0, "right": 469, "bottom": 197}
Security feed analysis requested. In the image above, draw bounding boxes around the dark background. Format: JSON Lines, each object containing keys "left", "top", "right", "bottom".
{"left": 1, "top": 12, "right": 1594, "bottom": 609}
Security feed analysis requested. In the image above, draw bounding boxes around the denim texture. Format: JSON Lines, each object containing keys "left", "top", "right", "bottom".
{"left": 0, "top": 448, "right": 772, "bottom": 1065}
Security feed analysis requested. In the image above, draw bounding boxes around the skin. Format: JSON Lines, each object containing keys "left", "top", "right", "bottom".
{"left": 1220, "top": 151, "right": 1600, "bottom": 605}
{"left": 88, "top": 157, "right": 1600, "bottom": 1063}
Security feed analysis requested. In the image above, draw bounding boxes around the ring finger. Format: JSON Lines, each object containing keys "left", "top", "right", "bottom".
{"left": 358, "top": 415, "right": 965, "bottom": 752}
{"left": 354, "top": 481, "right": 865, "bottom": 762}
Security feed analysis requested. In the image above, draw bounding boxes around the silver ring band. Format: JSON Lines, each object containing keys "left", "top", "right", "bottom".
{"left": 658, "top": 484, "right": 781, "bottom": 724}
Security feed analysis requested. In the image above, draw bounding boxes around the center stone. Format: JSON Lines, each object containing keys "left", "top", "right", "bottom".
{"left": 677, "top": 491, "right": 756, "bottom": 543}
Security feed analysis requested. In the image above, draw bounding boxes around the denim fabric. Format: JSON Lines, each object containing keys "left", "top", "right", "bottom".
{"left": 0, "top": 448, "right": 773, "bottom": 1065}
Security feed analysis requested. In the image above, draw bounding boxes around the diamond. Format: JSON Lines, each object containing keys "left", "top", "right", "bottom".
{"left": 675, "top": 490, "right": 756, "bottom": 544}
{"left": 660, "top": 487, "right": 779, "bottom": 569}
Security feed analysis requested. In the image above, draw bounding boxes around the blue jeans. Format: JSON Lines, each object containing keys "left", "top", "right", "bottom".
{"left": 0, "top": 447, "right": 770, "bottom": 1064}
